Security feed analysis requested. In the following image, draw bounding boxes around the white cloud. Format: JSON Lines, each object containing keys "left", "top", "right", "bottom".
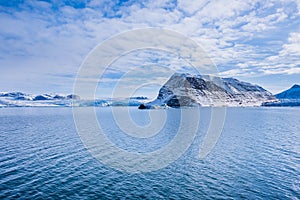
{"left": 261, "top": 67, "right": 300, "bottom": 75}
{"left": 219, "top": 68, "right": 257, "bottom": 77}
{"left": 281, "top": 32, "right": 300, "bottom": 56}
{"left": 237, "top": 63, "right": 249, "bottom": 68}
{"left": 197, "top": 0, "right": 256, "bottom": 20}
{"left": 177, "top": 0, "right": 208, "bottom": 16}
{"left": 249, "top": 31, "right": 300, "bottom": 76}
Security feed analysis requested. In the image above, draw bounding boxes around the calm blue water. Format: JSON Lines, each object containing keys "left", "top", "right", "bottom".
{"left": 1, "top": 107, "right": 299, "bottom": 199}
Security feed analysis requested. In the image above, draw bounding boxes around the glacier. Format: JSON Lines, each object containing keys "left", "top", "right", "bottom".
{"left": 0, "top": 92, "right": 148, "bottom": 108}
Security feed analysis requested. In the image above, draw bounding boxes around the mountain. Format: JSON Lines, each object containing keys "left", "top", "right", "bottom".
{"left": 0, "top": 92, "right": 148, "bottom": 107}
{"left": 0, "top": 92, "right": 33, "bottom": 100}
{"left": 141, "top": 73, "right": 276, "bottom": 108}
{"left": 0, "top": 92, "right": 80, "bottom": 101}
{"left": 0, "top": 92, "right": 80, "bottom": 107}
{"left": 262, "top": 84, "right": 300, "bottom": 107}
{"left": 275, "top": 84, "right": 300, "bottom": 99}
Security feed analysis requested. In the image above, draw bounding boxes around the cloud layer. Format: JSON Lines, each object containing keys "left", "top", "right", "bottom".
{"left": 0, "top": 0, "right": 299, "bottom": 95}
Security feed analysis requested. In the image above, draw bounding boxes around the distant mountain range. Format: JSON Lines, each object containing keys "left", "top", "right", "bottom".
{"left": 0, "top": 92, "right": 80, "bottom": 101}
{"left": 0, "top": 92, "right": 147, "bottom": 107}
{"left": 1, "top": 74, "right": 299, "bottom": 108}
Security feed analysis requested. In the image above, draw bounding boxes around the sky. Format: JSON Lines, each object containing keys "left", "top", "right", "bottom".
{"left": 0, "top": 0, "right": 300, "bottom": 98}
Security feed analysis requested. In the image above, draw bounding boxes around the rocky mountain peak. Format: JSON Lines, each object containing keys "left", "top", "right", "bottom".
{"left": 143, "top": 73, "right": 276, "bottom": 108}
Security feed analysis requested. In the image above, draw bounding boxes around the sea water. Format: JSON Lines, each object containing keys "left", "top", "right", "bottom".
{"left": 1, "top": 107, "right": 299, "bottom": 199}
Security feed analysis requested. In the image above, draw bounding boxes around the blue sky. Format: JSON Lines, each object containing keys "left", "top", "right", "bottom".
{"left": 0, "top": 0, "right": 300, "bottom": 98}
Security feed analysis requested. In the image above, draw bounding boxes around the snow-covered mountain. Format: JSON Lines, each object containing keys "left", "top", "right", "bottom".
{"left": 0, "top": 92, "right": 148, "bottom": 107}
{"left": 262, "top": 84, "right": 300, "bottom": 107}
{"left": 0, "top": 92, "right": 80, "bottom": 107}
{"left": 141, "top": 73, "right": 276, "bottom": 108}
{"left": 0, "top": 92, "right": 80, "bottom": 101}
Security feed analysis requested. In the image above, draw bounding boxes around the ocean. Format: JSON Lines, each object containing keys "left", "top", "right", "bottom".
{"left": 1, "top": 107, "right": 299, "bottom": 199}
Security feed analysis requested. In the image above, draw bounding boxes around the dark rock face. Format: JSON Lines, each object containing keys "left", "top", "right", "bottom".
{"left": 33, "top": 95, "right": 51, "bottom": 101}
{"left": 157, "top": 86, "right": 174, "bottom": 100}
{"left": 130, "top": 96, "right": 148, "bottom": 100}
{"left": 15, "top": 96, "right": 27, "bottom": 100}
{"left": 166, "top": 95, "right": 197, "bottom": 108}
{"left": 66, "top": 94, "right": 80, "bottom": 100}
{"left": 138, "top": 104, "right": 148, "bottom": 109}
{"left": 53, "top": 95, "right": 65, "bottom": 100}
